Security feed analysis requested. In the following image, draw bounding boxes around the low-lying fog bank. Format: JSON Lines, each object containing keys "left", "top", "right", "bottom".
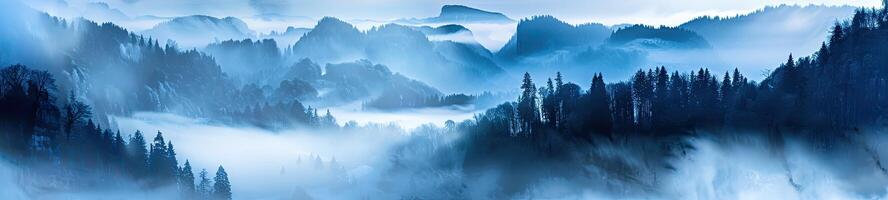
{"left": 327, "top": 102, "right": 480, "bottom": 130}
{"left": 114, "top": 112, "right": 414, "bottom": 199}
{"left": 109, "top": 112, "right": 888, "bottom": 199}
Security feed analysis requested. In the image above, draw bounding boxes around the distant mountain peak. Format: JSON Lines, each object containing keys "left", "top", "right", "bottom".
{"left": 440, "top": 5, "right": 499, "bottom": 16}
{"left": 142, "top": 15, "right": 255, "bottom": 48}
{"left": 398, "top": 5, "right": 514, "bottom": 24}
{"left": 415, "top": 24, "right": 472, "bottom": 35}
{"left": 498, "top": 15, "right": 611, "bottom": 57}
{"left": 606, "top": 25, "right": 711, "bottom": 49}
{"left": 436, "top": 5, "right": 514, "bottom": 23}
{"left": 315, "top": 17, "right": 356, "bottom": 31}
{"left": 154, "top": 15, "right": 252, "bottom": 32}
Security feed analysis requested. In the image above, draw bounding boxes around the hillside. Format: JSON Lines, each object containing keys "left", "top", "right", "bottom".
{"left": 142, "top": 15, "right": 255, "bottom": 48}
{"left": 399, "top": 5, "right": 515, "bottom": 24}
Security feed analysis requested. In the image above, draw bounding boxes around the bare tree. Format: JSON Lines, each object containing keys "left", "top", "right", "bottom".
{"left": 0, "top": 64, "right": 29, "bottom": 93}
{"left": 63, "top": 92, "right": 91, "bottom": 140}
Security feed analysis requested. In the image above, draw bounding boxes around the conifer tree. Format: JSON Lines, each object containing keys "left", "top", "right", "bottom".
{"left": 517, "top": 72, "right": 540, "bottom": 134}
{"left": 128, "top": 130, "right": 148, "bottom": 178}
{"left": 587, "top": 73, "right": 613, "bottom": 135}
{"left": 213, "top": 166, "right": 232, "bottom": 200}
{"left": 197, "top": 168, "right": 212, "bottom": 200}
{"left": 180, "top": 160, "right": 196, "bottom": 197}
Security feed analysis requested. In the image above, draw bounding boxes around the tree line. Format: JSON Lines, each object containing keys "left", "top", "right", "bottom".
{"left": 458, "top": 7, "right": 888, "bottom": 195}
{"left": 472, "top": 5, "right": 888, "bottom": 142}
{"left": 0, "top": 64, "right": 232, "bottom": 199}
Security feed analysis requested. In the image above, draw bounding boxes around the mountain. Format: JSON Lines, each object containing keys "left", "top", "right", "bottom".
{"left": 497, "top": 16, "right": 612, "bottom": 59}
{"left": 492, "top": 15, "right": 723, "bottom": 84}
{"left": 399, "top": 5, "right": 515, "bottom": 24}
{"left": 260, "top": 26, "right": 312, "bottom": 49}
{"left": 679, "top": 5, "right": 857, "bottom": 78}
{"left": 289, "top": 18, "right": 505, "bottom": 92}
{"left": 604, "top": 25, "right": 719, "bottom": 76}
{"left": 142, "top": 15, "right": 255, "bottom": 48}
{"left": 413, "top": 24, "right": 479, "bottom": 46}
{"left": 319, "top": 60, "right": 441, "bottom": 102}
{"left": 0, "top": 6, "right": 458, "bottom": 129}
{"left": 415, "top": 24, "right": 472, "bottom": 36}
{"left": 203, "top": 39, "right": 282, "bottom": 85}
{"left": 0, "top": 10, "right": 236, "bottom": 118}
{"left": 606, "top": 25, "right": 711, "bottom": 49}
{"left": 82, "top": 2, "right": 129, "bottom": 22}
{"left": 282, "top": 58, "right": 323, "bottom": 83}
{"left": 290, "top": 17, "right": 366, "bottom": 64}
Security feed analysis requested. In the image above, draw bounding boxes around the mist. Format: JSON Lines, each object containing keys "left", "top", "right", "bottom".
{"left": 112, "top": 112, "right": 446, "bottom": 199}
{"left": 101, "top": 111, "right": 888, "bottom": 199}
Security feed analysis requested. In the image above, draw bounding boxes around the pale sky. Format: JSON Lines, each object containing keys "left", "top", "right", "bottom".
{"left": 33, "top": 0, "right": 883, "bottom": 26}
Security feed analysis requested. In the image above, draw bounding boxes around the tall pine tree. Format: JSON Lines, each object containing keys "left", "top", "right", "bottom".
{"left": 213, "top": 166, "right": 232, "bottom": 200}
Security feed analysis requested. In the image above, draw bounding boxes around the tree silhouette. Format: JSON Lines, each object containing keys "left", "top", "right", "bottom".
{"left": 63, "top": 92, "right": 91, "bottom": 140}
{"left": 180, "top": 160, "right": 196, "bottom": 197}
{"left": 517, "top": 72, "right": 539, "bottom": 134}
{"left": 213, "top": 166, "right": 232, "bottom": 200}
{"left": 197, "top": 168, "right": 213, "bottom": 200}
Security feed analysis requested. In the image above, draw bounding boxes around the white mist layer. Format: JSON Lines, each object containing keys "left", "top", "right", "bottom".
{"left": 413, "top": 22, "right": 517, "bottom": 51}
{"left": 510, "top": 132, "right": 888, "bottom": 199}
{"left": 0, "top": 160, "right": 27, "bottom": 200}
{"left": 327, "top": 102, "right": 478, "bottom": 130}
{"left": 111, "top": 112, "right": 888, "bottom": 199}
{"left": 114, "top": 112, "right": 413, "bottom": 199}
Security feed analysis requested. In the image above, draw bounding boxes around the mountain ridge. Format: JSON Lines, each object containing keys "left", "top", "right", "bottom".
{"left": 142, "top": 15, "right": 255, "bottom": 48}
{"left": 398, "top": 5, "right": 515, "bottom": 24}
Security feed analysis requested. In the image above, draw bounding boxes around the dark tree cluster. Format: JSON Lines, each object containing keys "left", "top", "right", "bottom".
{"left": 219, "top": 97, "right": 336, "bottom": 130}
{"left": 0, "top": 64, "right": 231, "bottom": 199}
{"left": 501, "top": 15, "right": 611, "bottom": 57}
{"left": 472, "top": 67, "right": 754, "bottom": 143}
{"left": 606, "top": 24, "right": 711, "bottom": 48}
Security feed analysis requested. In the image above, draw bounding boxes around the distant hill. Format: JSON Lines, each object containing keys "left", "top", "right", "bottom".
{"left": 497, "top": 16, "right": 611, "bottom": 59}
{"left": 260, "top": 26, "right": 312, "bottom": 49}
{"left": 320, "top": 60, "right": 442, "bottom": 102}
{"left": 290, "top": 17, "right": 366, "bottom": 64}
{"left": 493, "top": 15, "right": 722, "bottom": 84}
{"left": 203, "top": 39, "right": 282, "bottom": 85}
{"left": 142, "top": 15, "right": 255, "bottom": 48}
{"left": 399, "top": 5, "right": 514, "bottom": 24}
{"left": 289, "top": 17, "right": 505, "bottom": 92}
{"left": 606, "top": 25, "right": 710, "bottom": 49}
{"left": 413, "top": 24, "right": 479, "bottom": 45}
{"left": 679, "top": 5, "right": 857, "bottom": 78}
{"left": 415, "top": 24, "right": 471, "bottom": 35}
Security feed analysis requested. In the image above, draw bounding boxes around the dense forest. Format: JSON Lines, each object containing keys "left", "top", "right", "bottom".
{"left": 0, "top": 64, "right": 232, "bottom": 199}
{"left": 471, "top": 5, "right": 888, "bottom": 140}
{"left": 440, "top": 6, "right": 888, "bottom": 197}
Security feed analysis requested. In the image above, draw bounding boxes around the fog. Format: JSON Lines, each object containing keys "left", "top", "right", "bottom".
{"left": 0, "top": 157, "right": 183, "bottom": 200}
{"left": 412, "top": 22, "right": 517, "bottom": 51}
{"left": 99, "top": 111, "right": 888, "bottom": 199}
{"left": 328, "top": 102, "right": 480, "bottom": 130}
{"left": 113, "top": 112, "right": 423, "bottom": 199}
{"left": 0, "top": 160, "right": 26, "bottom": 199}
